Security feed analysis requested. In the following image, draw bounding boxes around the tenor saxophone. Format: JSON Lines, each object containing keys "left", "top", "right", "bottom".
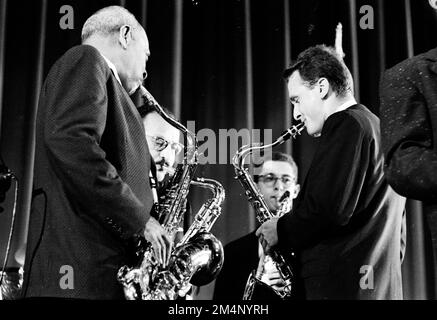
{"left": 232, "top": 123, "right": 305, "bottom": 299}
{"left": 144, "top": 177, "right": 225, "bottom": 300}
{"left": 118, "top": 87, "right": 225, "bottom": 300}
{"left": 117, "top": 86, "right": 198, "bottom": 300}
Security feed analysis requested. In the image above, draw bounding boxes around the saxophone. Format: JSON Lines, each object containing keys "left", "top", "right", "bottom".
{"left": 242, "top": 191, "right": 291, "bottom": 300}
{"left": 139, "top": 86, "right": 199, "bottom": 239}
{"left": 144, "top": 177, "right": 225, "bottom": 300}
{"left": 232, "top": 123, "right": 305, "bottom": 300}
{"left": 117, "top": 86, "right": 198, "bottom": 300}
{"left": 117, "top": 86, "right": 224, "bottom": 300}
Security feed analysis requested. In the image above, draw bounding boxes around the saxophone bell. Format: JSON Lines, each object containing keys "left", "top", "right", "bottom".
{"left": 143, "top": 178, "right": 226, "bottom": 300}
{"left": 171, "top": 231, "right": 224, "bottom": 286}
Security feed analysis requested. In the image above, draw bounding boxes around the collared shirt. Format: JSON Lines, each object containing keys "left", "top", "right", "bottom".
{"left": 99, "top": 51, "right": 156, "bottom": 206}
{"left": 333, "top": 98, "right": 357, "bottom": 115}
{"left": 99, "top": 53, "right": 122, "bottom": 86}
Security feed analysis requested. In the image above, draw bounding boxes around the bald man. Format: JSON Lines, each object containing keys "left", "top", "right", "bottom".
{"left": 22, "top": 6, "right": 171, "bottom": 299}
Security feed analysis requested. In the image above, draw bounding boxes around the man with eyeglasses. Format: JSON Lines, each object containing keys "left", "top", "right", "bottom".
{"left": 137, "top": 104, "right": 183, "bottom": 184}
{"left": 213, "top": 152, "right": 300, "bottom": 300}
{"left": 137, "top": 103, "right": 191, "bottom": 241}
{"left": 137, "top": 102, "right": 198, "bottom": 299}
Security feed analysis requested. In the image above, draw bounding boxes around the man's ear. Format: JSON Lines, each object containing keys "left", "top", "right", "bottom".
{"left": 118, "top": 25, "right": 132, "bottom": 49}
{"left": 318, "top": 78, "right": 330, "bottom": 100}
{"left": 292, "top": 184, "right": 300, "bottom": 198}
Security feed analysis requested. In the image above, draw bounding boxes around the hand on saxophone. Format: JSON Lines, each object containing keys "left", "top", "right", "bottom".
{"left": 255, "top": 217, "right": 279, "bottom": 254}
{"left": 257, "top": 253, "right": 286, "bottom": 293}
{"left": 143, "top": 216, "right": 173, "bottom": 267}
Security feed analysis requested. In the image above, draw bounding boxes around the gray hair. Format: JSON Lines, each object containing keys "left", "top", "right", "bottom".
{"left": 81, "top": 6, "right": 142, "bottom": 43}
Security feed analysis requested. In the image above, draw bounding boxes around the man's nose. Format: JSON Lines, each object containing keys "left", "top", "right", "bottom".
{"left": 161, "top": 147, "right": 176, "bottom": 166}
{"left": 293, "top": 106, "right": 302, "bottom": 121}
{"left": 273, "top": 179, "right": 286, "bottom": 190}
{"left": 153, "top": 154, "right": 163, "bottom": 164}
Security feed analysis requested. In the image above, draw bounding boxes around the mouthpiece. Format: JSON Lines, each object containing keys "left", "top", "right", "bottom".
{"left": 279, "top": 191, "right": 290, "bottom": 202}
{"left": 138, "top": 85, "right": 148, "bottom": 96}
{"left": 139, "top": 85, "right": 159, "bottom": 107}
{"left": 277, "top": 122, "right": 305, "bottom": 143}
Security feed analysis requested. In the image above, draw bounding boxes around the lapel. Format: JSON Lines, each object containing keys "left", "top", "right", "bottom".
{"left": 109, "top": 72, "right": 143, "bottom": 124}
{"left": 425, "top": 47, "right": 437, "bottom": 75}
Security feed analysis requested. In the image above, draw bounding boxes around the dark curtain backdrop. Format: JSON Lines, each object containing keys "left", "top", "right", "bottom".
{"left": 1, "top": 0, "right": 436, "bottom": 300}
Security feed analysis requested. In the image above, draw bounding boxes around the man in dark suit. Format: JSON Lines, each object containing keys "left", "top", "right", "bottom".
{"left": 22, "top": 6, "right": 172, "bottom": 299}
{"left": 213, "top": 152, "right": 300, "bottom": 300}
{"left": 257, "top": 45, "right": 406, "bottom": 299}
{"left": 380, "top": 48, "right": 437, "bottom": 280}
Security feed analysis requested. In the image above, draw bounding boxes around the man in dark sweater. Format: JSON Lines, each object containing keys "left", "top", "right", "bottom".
{"left": 257, "top": 45, "right": 406, "bottom": 299}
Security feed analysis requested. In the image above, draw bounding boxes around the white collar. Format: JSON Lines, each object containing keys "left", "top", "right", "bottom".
{"left": 315, "top": 98, "right": 358, "bottom": 137}
{"left": 258, "top": 241, "right": 264, "bottom": 258}
{"left": 99, "top": 53, "right": 122, "bottom": 86}
{"left": 332, "top": 98, "right": 357, "bottom": 114}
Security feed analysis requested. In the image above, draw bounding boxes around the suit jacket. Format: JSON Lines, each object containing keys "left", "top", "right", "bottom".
{"left": 213, "top": 232, "right": 275, "bottom": 300}
{"left": 277, "top": 105, "right": 406, "bottom": 300}
{"left": 22, "top": 45, "right": 154, "bottom": 299}
{"left": 380, "top": 47, "right": 437, "bottom": 278}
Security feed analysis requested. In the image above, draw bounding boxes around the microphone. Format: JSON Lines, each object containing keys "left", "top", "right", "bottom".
{"left": 0, "top": 165, "right": 13, "bottom": 212}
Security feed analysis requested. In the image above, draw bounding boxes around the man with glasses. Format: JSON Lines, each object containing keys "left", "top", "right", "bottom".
{"left": 213, "top": 152, "right": 300, "bottom": 300}
{"left": 138, "top": 104, "right": 183, "bottom": 184}
{"left": 137, "top": 103, "right": 190, "bottom": 241}
{"left": 137, "top": 103, "right": 199, "bottom": 299}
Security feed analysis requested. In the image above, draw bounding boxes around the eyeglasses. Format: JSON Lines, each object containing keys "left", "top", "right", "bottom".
{"left": 146, "top": 135, "right": 184, "bottom": 154}
{"left": 257, "top": 174, "right": 296, "bottom": 187}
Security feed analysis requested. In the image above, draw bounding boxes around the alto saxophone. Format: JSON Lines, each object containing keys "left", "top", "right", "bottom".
{"left": 242, "top": 191, "right": 291, "bottom": 300}
{"left": 232, "top": 123, "right": 305, "bottom": 300}
{"left": 117, "top": 86, "right": 198, "bottom": 300}
{"left": 144, "top": 177, "right": 225, "bottom": 300}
